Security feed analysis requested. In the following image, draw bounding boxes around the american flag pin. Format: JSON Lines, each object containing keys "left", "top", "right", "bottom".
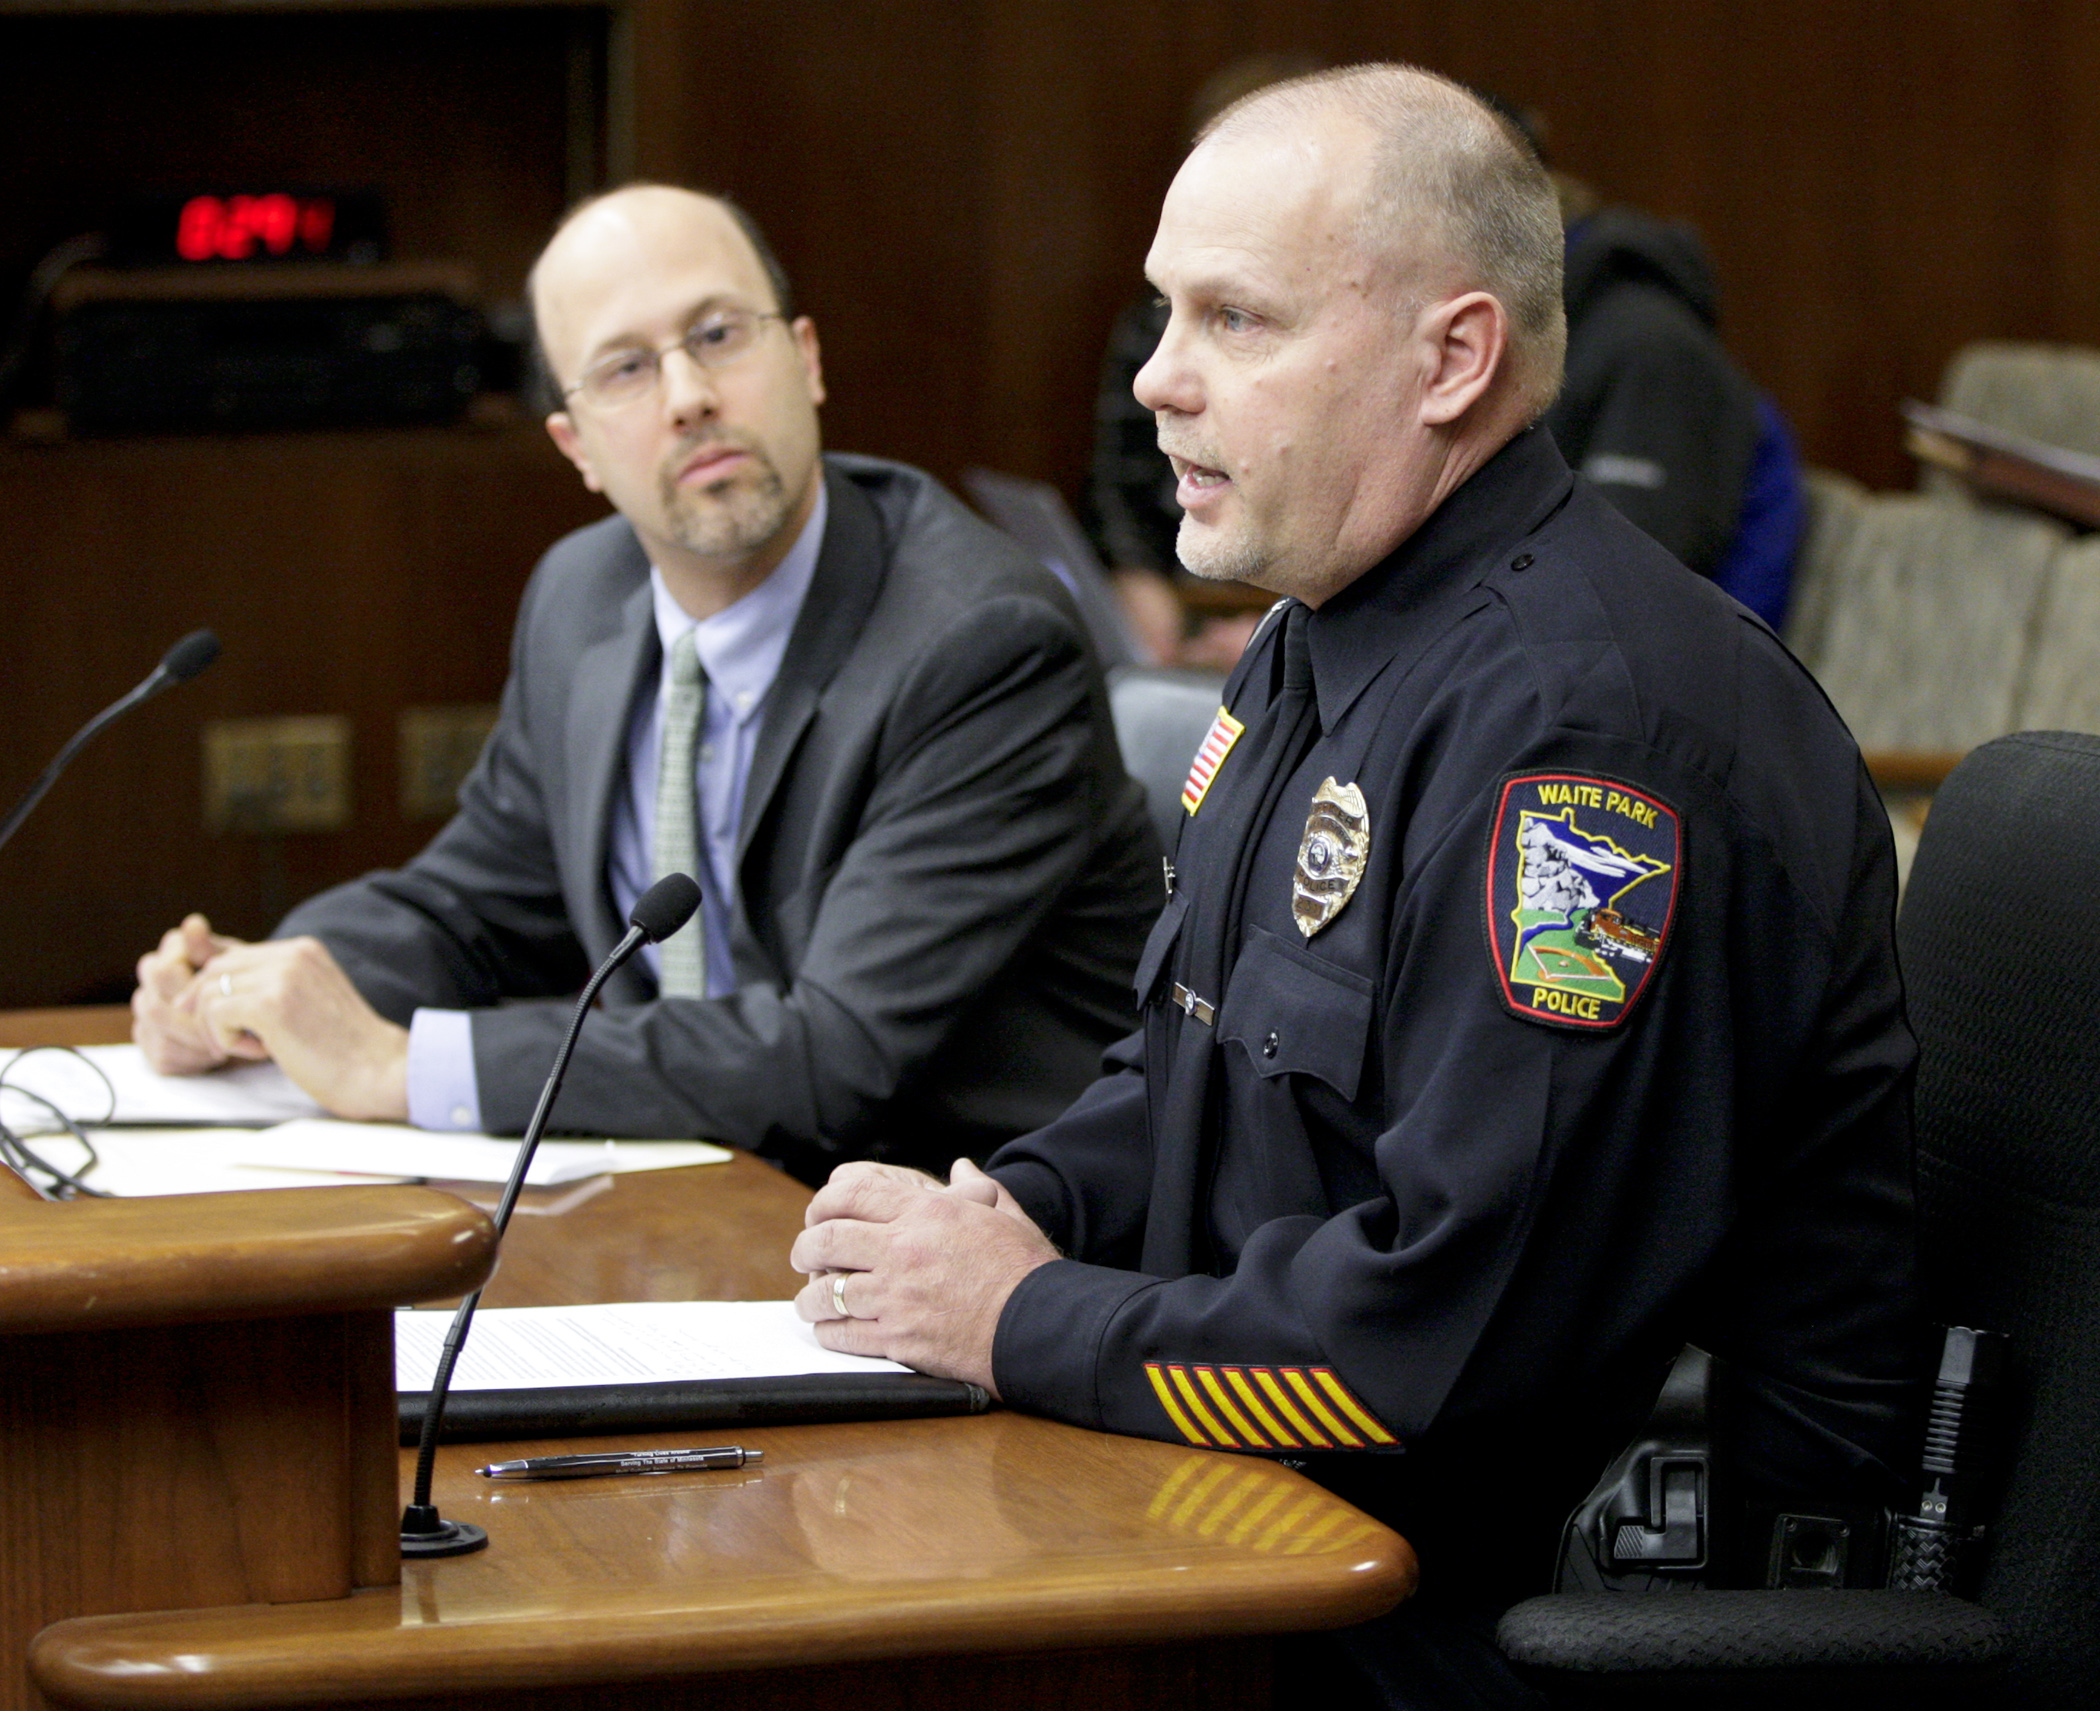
{"left": 1180, "top": 706, "right": 1245, "bottom": 816}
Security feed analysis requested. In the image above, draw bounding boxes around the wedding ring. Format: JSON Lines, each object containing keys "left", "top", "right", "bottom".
{"left": 219, "top": 974, "right": 233, "bottom": 997}
{"left": 830, "top": 1271, "right": 853, "bottom": 1319}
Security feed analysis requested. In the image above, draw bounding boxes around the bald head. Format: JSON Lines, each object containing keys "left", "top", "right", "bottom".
{"left": 1201, "top": 65, "right": 1566, "bottom": 415}
{"left": 529, "top": 185, "right": 794, "bottom": 393}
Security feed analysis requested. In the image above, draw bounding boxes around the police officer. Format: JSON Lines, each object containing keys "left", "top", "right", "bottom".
{"left": 792, "top": 65, "right": 1923, "bottom": 1705}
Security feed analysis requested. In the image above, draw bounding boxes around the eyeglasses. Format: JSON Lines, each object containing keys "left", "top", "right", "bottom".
{"left": 564, "top": 308, "right": 786, "bottom": 410}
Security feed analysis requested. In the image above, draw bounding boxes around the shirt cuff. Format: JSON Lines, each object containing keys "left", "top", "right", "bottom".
{"left": 989, "top": 1159, "right": 1074, "bottom": 1251}
{"left": 405, "top": 1008, "right": 483, "bottom": 1132}
{"left": 991, "top": 1258, "right": 1157, "bottom": 1431}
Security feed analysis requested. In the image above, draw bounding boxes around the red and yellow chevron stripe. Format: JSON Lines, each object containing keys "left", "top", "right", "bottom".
{"left": 1142, "top": 1361, "right": 1398, "bottom": 1451}
{"left": 1180, "top": 707, "right": 1245, "bottom": 815}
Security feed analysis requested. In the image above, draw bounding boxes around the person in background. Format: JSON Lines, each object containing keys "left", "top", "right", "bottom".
{"left": 130, "top": 184, "right": 1160, "bottom": 1184}
{"left": 1539, "top": 149, "right": 1805, "bottom": 631}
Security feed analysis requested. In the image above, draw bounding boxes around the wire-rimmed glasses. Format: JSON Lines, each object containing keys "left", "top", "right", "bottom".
{"left": 563, "top": 307, "right": 786, "bottom": 410}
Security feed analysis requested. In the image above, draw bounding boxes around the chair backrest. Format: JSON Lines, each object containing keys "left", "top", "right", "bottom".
{"left": 960, "top": 466, "right": 1144, "bottom": 671}
{"left": 1896, "top": 731, "right": 2100, "bottom": 1708}
{"left": 1108, "top": 669, "right": 1226, "bottom": 850}
{"left": 1783, "top": 466, "right": 1870, "bottom": 672}
{"left": 2015, "top": 534, "right": 2100, "bottom": 734}
{"left": 1937, "top": 341, "right": 2100, "bottom": 468}
{"left": 1795, "top": 491, "right": 2063, "bottom": 752}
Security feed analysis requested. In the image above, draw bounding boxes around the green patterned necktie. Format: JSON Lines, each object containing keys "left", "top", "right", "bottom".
{"left": 652, "top": 628, "right": 707, "bottom": 998}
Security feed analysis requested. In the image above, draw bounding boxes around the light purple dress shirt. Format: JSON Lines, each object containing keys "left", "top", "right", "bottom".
{"left": 405, "top": 489, "right": 827, "bottom": 1131}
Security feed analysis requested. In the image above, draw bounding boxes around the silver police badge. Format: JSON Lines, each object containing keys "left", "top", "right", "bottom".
{"left": 1293, "top": 778, "right": 1369, "bottom": 938}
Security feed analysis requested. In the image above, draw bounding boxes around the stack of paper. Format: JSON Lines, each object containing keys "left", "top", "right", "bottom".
{"left": 396, "top": 1300, "right": 907, "bottom": 1392}
{"left": 2, "top": 1043, "right": 322, "bottom": 1127}
{"left": 0, "top": 1043, "right": 729, "bottom": 1197}
{"left": 233, "top": 1121, "right": 726, "bottom": 1185}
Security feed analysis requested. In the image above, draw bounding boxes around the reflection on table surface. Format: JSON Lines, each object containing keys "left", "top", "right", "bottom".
{"left": 34, "top": 1413, "right": 1413, "bottom": 1697}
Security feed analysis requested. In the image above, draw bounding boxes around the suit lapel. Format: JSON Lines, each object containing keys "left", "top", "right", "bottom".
{"left": 566, "top": 545, "right": 659, "bottom": 959}
{"left": 737, "top": 467, "right": 887, "bottom": 863}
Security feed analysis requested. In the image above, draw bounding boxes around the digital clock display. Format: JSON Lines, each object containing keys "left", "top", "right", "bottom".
{"left": 176, "top": 193, "right": 336, "bottom": 261}
{"left": 112, "top": 191, "right": 388, "bottom": 267}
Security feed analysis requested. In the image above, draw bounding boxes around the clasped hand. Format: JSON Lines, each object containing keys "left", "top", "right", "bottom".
{"left": 131, "top": 914, "right": 410, "bottom": 1120}
{"left": 790, "top": 1159, "right": 1059, "bottom": 1395}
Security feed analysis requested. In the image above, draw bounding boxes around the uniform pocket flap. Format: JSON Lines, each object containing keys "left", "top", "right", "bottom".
{"left": 1133, "top": 892, "right": 1188, "bottom": 1007}
{"left": 1218, "top": 924, "right": 1374, "bottom": 1099}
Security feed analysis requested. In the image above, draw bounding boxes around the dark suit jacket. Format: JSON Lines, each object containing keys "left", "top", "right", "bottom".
{"left": 281, "top": 455, "right": 1162, "bottom": 1180}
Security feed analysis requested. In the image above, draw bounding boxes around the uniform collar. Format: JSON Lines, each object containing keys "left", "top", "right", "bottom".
{"left": 1304, "top": 424, "right": 1574, "bottom": 729}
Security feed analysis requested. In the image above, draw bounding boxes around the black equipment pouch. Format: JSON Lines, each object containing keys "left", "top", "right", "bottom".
{"left": 1556, "top": 1327, "right": 2009, "bottom": 1597}
{"left": 1553, "top": 1346, "right": 1713, "bottom": 1593}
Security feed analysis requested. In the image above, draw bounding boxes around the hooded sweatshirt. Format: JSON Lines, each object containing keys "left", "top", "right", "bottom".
{"left": 1546, "top": 208, "right": 1767, "bottom": 583}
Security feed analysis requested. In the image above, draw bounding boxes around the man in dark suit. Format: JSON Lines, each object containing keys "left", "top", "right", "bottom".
{"left": 131, "top": 184, "right": 1160, "bottom": 1181}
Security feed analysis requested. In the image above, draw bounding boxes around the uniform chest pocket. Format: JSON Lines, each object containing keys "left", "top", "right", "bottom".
{"left": 1133, "top": 892, "right": 1188, "bottom": 1008}
{"left": 1217, "top": 924, "right": 1375, "bottom": 1101}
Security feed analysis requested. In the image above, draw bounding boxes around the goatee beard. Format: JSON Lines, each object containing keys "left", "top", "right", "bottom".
{"left": 659, "top": 445, "right": 792, "bottom": 558}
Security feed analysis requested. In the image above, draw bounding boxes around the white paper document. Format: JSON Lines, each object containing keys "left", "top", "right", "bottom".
{"left": 11, "top": 1121, "right": 727, "bottom": 1198}
{"left": 50, "top": 1128, "right": 403, "bottom": 1198}
{"left": 229, "top": 1120, "right": 729, "bottom": 1185}
{"left": 1, "top": 1043, "right": 323, "bottom": 1128}
{"left": 396, "top": 1299, "right": 908, "bottom": 1392}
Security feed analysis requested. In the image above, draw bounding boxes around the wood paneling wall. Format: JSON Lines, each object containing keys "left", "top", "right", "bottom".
{"left": 0, "top": 427, "right": 606, "bottom": 1007}
{"left": 5, "top": 0, "right": 2096, "bottom": 1006}
{"left": 626, "top": 0, "right": 2100, "bottom": 498}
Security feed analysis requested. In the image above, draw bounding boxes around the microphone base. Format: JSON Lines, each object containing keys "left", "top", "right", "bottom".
{"left": 400, "top": 1505, "right": 488, "bottom": 1558}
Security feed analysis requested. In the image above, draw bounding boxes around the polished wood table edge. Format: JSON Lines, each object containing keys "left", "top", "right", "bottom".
{"left": 32, "top": 1557, "right": 1410, "bottom": 1710}
{"left": 0, "top": 1005, "right": 133, "bottom": 1050}
{"left": 28, "top": 1417, "right": 1416, "bottom": 1710}
{"left": 0, "top": 1186, "right": 495, "bottom": 1332}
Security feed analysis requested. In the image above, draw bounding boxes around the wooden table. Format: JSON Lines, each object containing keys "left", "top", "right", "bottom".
{"left": 8, "top": 1009, "right": 1415, "bottom": 1711}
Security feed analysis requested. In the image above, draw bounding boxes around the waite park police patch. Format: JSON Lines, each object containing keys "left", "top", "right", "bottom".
{"left": 1485, "top": 773, "right": 1680, "bottom": 1030}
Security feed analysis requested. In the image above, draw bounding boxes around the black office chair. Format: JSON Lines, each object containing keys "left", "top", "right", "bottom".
{"left": 1497, "top": 730, "right": 2100, "bottom": 1707}
{"left": 960, "top": 466, "right": 1148, "bottom": 672}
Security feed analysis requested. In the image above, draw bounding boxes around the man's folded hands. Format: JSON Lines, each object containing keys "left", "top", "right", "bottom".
{"left": 791, "top": 1158, "right": 1057, "bottom": 1392}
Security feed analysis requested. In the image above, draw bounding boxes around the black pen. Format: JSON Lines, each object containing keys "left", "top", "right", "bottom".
{"left": 477, "top": 1446, "right": 764, "bottom": 1480}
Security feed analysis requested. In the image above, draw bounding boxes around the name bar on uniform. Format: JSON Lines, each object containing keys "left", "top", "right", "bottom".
{"left": 1170, "top": 983, "right": 1215, "bottom": 1026}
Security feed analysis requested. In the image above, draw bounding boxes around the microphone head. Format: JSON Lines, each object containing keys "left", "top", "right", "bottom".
{"left": 630, "top": 872, "right": 701, "bottom": 944}
{"left": 160, "top": 629, "right": 221, "bottom": 683}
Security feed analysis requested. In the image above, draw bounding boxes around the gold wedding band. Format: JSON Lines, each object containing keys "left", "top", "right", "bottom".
{"left": 830, "top": 1271, "right": 853, "bottom": 1319}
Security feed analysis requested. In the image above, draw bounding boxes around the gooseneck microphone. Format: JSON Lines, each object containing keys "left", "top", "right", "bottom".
{"left": 0, "top": 629, "right": 222, "bottom": 854}
{"left": 401, "top": 871, "right": 704, "bottom": 1558}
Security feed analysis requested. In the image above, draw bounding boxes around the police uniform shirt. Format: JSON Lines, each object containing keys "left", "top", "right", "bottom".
{"left": 986, "top": 424, "right": 1924, "bottom": 1601}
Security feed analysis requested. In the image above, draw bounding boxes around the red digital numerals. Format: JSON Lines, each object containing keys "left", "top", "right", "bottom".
{"left": 175, "top": 194, "right": 336, "bottom": 262}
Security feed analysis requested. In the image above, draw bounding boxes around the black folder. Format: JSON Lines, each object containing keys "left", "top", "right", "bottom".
{"left": 400, "top": 1371, "right": 991, "bottom": 1444}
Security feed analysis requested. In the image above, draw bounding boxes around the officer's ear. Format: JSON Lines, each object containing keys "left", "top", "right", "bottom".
{"left": 1414, "top": 290, "right": 1508, "bottom": 427}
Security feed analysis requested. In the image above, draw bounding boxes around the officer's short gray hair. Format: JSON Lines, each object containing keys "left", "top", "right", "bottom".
{"left": 1201, "top": 64, "right": 1567, "bottom": 418}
